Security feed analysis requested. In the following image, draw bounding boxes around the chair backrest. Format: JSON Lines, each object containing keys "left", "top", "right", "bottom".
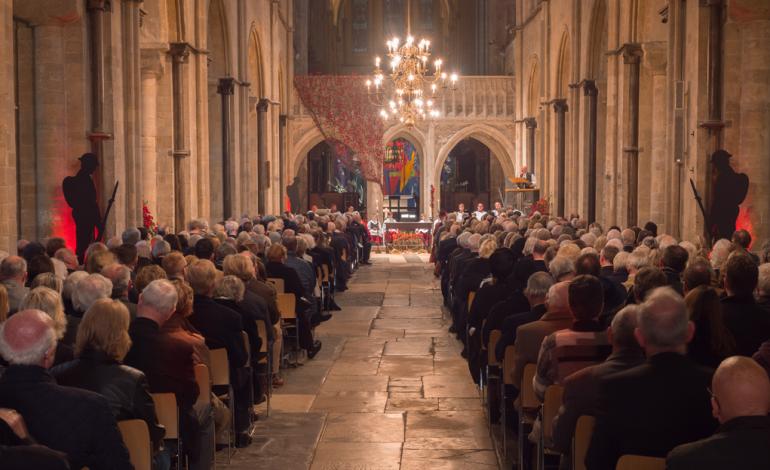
{"left": 615, "top": 455, "right": 666, "bottom": 470}
{"left": 277, "top": 292, "right": 297, "bottom": 320}
{"left": 118, "top": 419, "right": 151, "bottom": 470}
{"left": 150, "top": 393, "right": 178, "bottom": 440}
{"left": 321, "top": 264, "right": 330, "bottom": 282}
{"left": 194, "top": 363, "right": 211, "bottom": 408}
{"left": 467, "top": 291, "right": 476, "bottom": 311}
{"left": 520, "top": 363, "right": 539, "bottom": 410}
{"left": 572, "top": 415, "right": 596, "bottom": 470}
{"left": 242, "top": 331, "right": 251, "bottom": 366}
{"left": 256, "top": 319, "right": 269, "bottom": 355}
{"left": 542, "top": 384, "right": 565, "bottom": 442}
{"left": 266, "top": 277, "right": 285, "bottom": 293}
{"left": 503, "top": 345, "right": 516, "bottom": 385}
{"left": 209, "top": 348, "right": 230, "bottom": 386}
{"left": 488, "top": 330, "right": 502, "bottom": 366}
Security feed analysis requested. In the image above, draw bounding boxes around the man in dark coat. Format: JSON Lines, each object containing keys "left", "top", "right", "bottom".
{"left": 667, "top": 356, "right": 770, "bottom": 470}
{"left": 709, "top": 149, "right": 749, "bottom": 241}
{"left": 63, "top": 153, "right": 101, "bottom": 263}
{"left": 586, "top": 288, "right": 717, "bottom": 470}
{"left": 0, "top": 310, "right": 131, "bottom": 470}
{"left": 720, "top": 252, "right": 770, "bottom": 356}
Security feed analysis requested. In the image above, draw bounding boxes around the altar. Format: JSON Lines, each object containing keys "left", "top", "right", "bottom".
{"left": 383, "top": 221, "right": 433, "bottom": 252}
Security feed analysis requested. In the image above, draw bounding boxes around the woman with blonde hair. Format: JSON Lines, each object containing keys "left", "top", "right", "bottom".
{"left": 20, "top": 287, "right": 71, "bottom": 365}
{"left": 52, "top": 299, "right": 166, "bottom": 458}
{"left": 30, "top": 272, "right": 63, "bottom": 293}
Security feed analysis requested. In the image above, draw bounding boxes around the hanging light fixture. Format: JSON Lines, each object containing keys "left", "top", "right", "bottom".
{"left": 365, "top": 0, "right": 458, "bottom": 126}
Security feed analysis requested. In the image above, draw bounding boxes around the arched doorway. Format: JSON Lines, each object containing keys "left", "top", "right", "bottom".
{"left": 440, "top": 138, "right": 505, "bottom": 213}
{"left": 382, "top": 138, "right": 421, "bottom": 221}
{"left": 293, "top": 141, "right": 367, "bottom": 213}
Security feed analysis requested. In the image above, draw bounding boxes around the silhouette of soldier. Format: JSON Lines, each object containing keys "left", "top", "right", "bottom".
{"left": 63, "top": 153, "right": 101, "bottom": 263}
{"left": 287, "top": 176, "right": 301, "bottom": 214}
{"left": 710, "top": 149, "right": 749, "bottom": 241}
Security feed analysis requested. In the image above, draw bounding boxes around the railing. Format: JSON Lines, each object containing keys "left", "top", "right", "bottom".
{"left": 290, "top": 75, "right": 515, "bottom": 120}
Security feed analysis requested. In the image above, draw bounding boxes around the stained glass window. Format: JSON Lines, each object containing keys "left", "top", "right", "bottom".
{"left": 351, "top": 0, "right": 369, "bottom": 53}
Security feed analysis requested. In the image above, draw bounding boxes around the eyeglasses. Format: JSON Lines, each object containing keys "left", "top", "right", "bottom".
{"left": 707, "top": 387, "right": 720, "bottom": 407}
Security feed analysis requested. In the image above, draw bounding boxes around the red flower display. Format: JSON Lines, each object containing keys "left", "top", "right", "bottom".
{"left": 142, "top": 201, "right": 157, "bottom": 236}
{"left": 294, "top": 75, "right": 385, "bottom": 182}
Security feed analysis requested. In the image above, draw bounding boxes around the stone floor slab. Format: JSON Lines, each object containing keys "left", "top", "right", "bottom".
{"left": 320, "top": 412, "right": 405, "bottom": 443}
{"left": 400, "top": 449, "right": 499, "bottom": 469}
{"left": 310, "top": 391, "right": 389, "bottom": 413}
{"left": 378, "top": 355, "right": 434, "bottom": 376}
{"left": 310, "top": 442, "right": 402, "bottom": 470}
{"left": 423, "top": 375, "right": 480, "bottom": 398}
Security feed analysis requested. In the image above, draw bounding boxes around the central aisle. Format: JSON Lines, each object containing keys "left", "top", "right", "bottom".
{"left": 228, "top": 253, "right": 498, "bottom": 469}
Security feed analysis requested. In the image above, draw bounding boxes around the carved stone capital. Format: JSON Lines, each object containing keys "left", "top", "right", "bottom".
{"left": 217, "top": 77, "right": 235, "bottom": 96}
{"left": 583, "top": 80, "right": 598, "bottom": 97}
{"left": 257, "top": 98, "right": 270, "bottom": 113}
{"left": 621, "top": 43, "right": 643, "bottom": 65}
{"left": 524, "top": 117, "right": 538, "bottom": 129}
{"left": 169, "top": 42, "right": 192, "bottom": 64}
{"left": 552, "top": 99, "right": 568, "bottom": 114}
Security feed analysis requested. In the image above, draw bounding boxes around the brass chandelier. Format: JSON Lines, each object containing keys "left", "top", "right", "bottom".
{"left": 365, "top": 0, "right": 458, "bottom": 126}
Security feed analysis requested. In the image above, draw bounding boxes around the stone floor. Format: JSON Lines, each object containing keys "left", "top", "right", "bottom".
{"left": 223, "top": 253, "right": 501, "bottom": 469}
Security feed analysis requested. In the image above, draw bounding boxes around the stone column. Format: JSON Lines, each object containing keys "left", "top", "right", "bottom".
{"left": 622, "top": 44, "right": 642, "bottom": 226}
{"left": 257, "top": 98, "right": 269, "bottom": 214}
{"left": 524, "top": 117, "right": 537, "bottom": 177}
{"left": 0, "top": 2, "right": 16, "bottom": 252}
{"left": 217, "top": 77, "right": 235, "bottom": 219}
{"left": 279, "top": 114, "right": 287, "bottom": 212}
{"left": 169, "top": 43, "right": 192, "bottom": 231}
{"left": 140, "top": 50, "right": 164, "bottom": 219}
{"left": 553, "top": 99, "right": 568, "bottom": 217}
{"left": 583, "top": 80, "right": 598, "bottom": 223}
{"left": 121, "top": 0, "right": 143, "bottom": 229}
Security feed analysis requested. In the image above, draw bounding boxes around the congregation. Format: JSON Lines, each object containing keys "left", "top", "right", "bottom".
{"left": 434, "top": 208, "right": 770, "bottom": 469}
{"left": 0, "top": 210, "right": 372, "bottom": 470}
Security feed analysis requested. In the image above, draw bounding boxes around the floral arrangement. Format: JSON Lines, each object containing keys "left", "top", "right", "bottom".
{"left": 529, "top": 198, "right": 550, "bottom": 216}
{"left": 142, "top": 201, "right": 157, "bottom": 237}
{"left": 430, "top": 184, "right": 435, "bottom": 219}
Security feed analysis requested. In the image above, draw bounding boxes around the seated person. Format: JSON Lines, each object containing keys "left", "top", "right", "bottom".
{"left": 0, "top": 309, "right": 131, "bottom": 470}
{"left": 533, "top": 275, "right": 612, "bottom": 401}
{"left": 0, "top": 408, "right": 69, "bottom": 470}
{"left": 661, "top": 245, "right": 688, "bottom": 295}
{"left": 667, "top": 356, "right": 770, "bottom": 470}
{"left": 53, "top": 298, "right": 167, "bottom": 467}
{"left": 551, "top": 306, "right": 645, "bottom": 454}
{"left": 586, "top": 287, "right": 717, "bottom": 470}
{"left": 720, "top": 252, "right": 770, "bottom": 356}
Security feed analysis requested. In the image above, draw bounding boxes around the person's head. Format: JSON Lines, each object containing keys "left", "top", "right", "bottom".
{"left": 194, "top": 237, "right": 215, "bottom": 260}
{"left": 626, "top": 250, "right": 649, "bottom": 275}
{"left": 600, "top": 245, "right": 619, "bottom": 267}
{"left": 223, "top": 253, "right": 256, "bottom": 282}
{"left": 134, "top": 264, "right": 167, "bottom": 294}
{"left": 476, "top": 202, "right": 484, "bottom": 212}
{"left": 489, "top": 248, "right": 515, "bottom": 280}
{"left": 0, "top": 309, "right": 57, "bottom": 367}
{"left": 267, "top": 244, "right": 288, "bottom": 263}
{"left": 612, "top": 251, "right": 629, "bottom": 273}
{"left": 122, "top": 227, "right": 142, "bottom": 246}
{"left": 186, "top": 259, "right": 218, "bottom": 296}
{"left": 25, "top": 255, "right": 54, "bottom": 288}
{"left": 478, "top": 239, "right": 497, "bottom": 259}
{"left": 78, "top": 152, "right": 98, "bottom": 174}
{"left": 683, "top": 257, "right": 713, "bottom": 294}
{"left": 137, "top": 279, "right": 178, "bottom": 326}
{"left": 545, "top": 281, "right": 570, "bottom": 314}
{"left": 575, "top": 253, "right": 601, "bottom": 277}
{"left": 75, "top": 299, "right": 132, "bottom": 361}
{"left": 633, "top": 266, "right": 668, "bottom": 303}
{"left": 54, "top": 248, "right": 79, "bottom": 271}
{"left": 525, "top": 271, "right": 555, "bottom": 306}
{"left": 214, "top": 275, "right": 245, "bottom": 302}
{"left": 151, "top": 240, "right": 171, "bottom": 260}
{"left": 662, "top": 245, "right": 689, "bottom": 273}
{"left": 100, "top": 263, "right": 132, "bottom": 299}
{"left": 643, "top": 221, "right": 658, "bottom": 238}
{"left": 636, "top": 287, "right": 693, "bottom": 355}
{"left": 608, "top": 305, "right": 641, "bottom": 352}
{"left": 758, "top": 263, "right": 770, "bottom": 298}
{"left": 723, "top": 252, "right": 758, "bottom": 297}
{"left": 20, "top": 287, "right": 66, "bottom": 340}
{"left": 112, "top": 244, "right": 138, "bottom": 269}
{"left": 532, "top": 240, "right": 548, "bottom": 260}
{"left": 171, "top": 279, "right": 194, "bottom": 317}
{"left": 161, "top": 251, "right": 187, "bottom": 280}
{"left": 72, "top": 273, "right": 113, "bottom": 313}
{"left": 549, "top": 256, "right": 575, "bottom": 282}
{"left": 30, "top": 272, "right": 63, "bottom": 293}
{"left": 621, "top": 228, "right": 636, "bottom": 246}
{"left": 731, "top": 229, "right": 752, "bottom": 251}
{"left": 685, "top": 285, "right": 735, "bottom": 358}
{"left": 86, "top": 250, "right": 116, "bottom": 274}
{"left": 568, "top": 275, "right": 604, "bottom": 321}
{"left": 709, "top": 238, "right": 733, "bottom": 271}
{"left": 710, "top": 356, "right": 770, "bottom": 424}
{"left": 62, "top": 270, "right": 89, "bottom": 304}
{"left": 45, "top": 237, "right": 67, "bottom": 259}
{"left": 283, "top": 234, "right": 298, "bottom": 253}
{"left": 0, "top": 256, "right": 26, "bottom": 284}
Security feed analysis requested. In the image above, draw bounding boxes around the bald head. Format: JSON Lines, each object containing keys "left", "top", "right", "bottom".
{"left": 636, "top": 287, "right": 693, "bottom": 355}
{"left": 711, "top": 356, "right": 770, "bottom": 424}
{"left": 546, "top": 281, "right": 571, "bottom": 314}
{"left": 0, "top": 309, "right": 56, "bottom": 367}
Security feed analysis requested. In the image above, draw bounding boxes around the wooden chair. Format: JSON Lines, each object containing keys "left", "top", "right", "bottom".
{"left": 194, "top": 364, "right": 211, "bottom": 409}
{"left": 150, "top": 393, "right": 180, "bottom": 470}
{"left": 255, "top": 319, "right": 272, "bottom": 416}
{"left": 538, "top": 384, "right": 565, "bottom": 469}
{"left": 484, "top": 329, "right": 502, "bottom": 423}
{"left": 117, "top": 419, "right": 151, "bottom": 470}
{"left": 277, "top": 293, "right": 299, "bottom": 365}
{"left": 266, "top": 277, "right": 285, "bottom": 294}
{"left": 501, "top": 345, "right": 516, "bottom": 456}
{"left": 615, "top": 455, "right": 666, "bottom": 470}
{"left": 518, "top": 363, "right": 539, "bottom": 470}
{"left": 209, "top": 348, "right": 234, "bottom": 463}
{"left": 572, "top": 415, "right": 596, "bottom": 470}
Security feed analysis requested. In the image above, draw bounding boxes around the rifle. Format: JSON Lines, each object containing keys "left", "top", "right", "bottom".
{"left": 689, "top": 178, "right": 712, "bottom": 247}
{"left": 97, "top": 181, "right": 119, "bottom": 242}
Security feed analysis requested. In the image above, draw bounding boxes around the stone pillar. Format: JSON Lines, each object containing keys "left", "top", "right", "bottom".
{"left": 622, "top": 44, "right": 642, "bottom": 226}
{"left": 257, "top": 98, "right": 269, "bottom": 214}
{"left": 140, "top": 50, "right": 164, "bottom": 219}
{"left": 524, "top": 117, "right": 537, "bottom": 177}
{"left": 0, "top": 2, "right": 16, "bottom": 253}
{"left": 217, "top": 77, "right": 235, "bottom": 219}
{"left": 279, "top": 114, "right": 287, "bottom": 212}
{"left": 121, "top": 0, "right": 143, "bottom": 229}
{"left": 583, "top": 80, "right": 598, "bottom": 223}
{"left": 553, "top": 99, "right": 568, "bottom": 217}
{"left": 170, "top": 43, "right": 192, "bottom": 231}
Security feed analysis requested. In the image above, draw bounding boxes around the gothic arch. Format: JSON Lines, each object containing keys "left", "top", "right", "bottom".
{"left": 291, "top": 127, "right": 326, "bottom": 179}
{"left": 382, "top": 125, "right": 427, "bottom": 161}
{"left": 527, "top": 57, "right": 540, "bottom": 116}
{"left": 247, "top": 26, "right": 265, "bottom": 98}
{"left": 555, "top": 30, "right": 571, "bottom": 98}
{"left": 587, "top": 0, "right": 607, "bottom": 79}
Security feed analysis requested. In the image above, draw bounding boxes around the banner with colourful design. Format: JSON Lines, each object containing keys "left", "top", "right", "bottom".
{"left": 383, "top": 138, "right": 420, "bottom": 197}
